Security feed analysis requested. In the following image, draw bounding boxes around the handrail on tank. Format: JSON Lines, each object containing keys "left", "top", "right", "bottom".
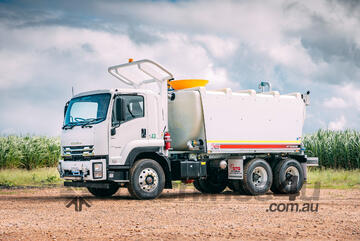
{"left": 108, "top": 59, "right": 173, "bottom": 88}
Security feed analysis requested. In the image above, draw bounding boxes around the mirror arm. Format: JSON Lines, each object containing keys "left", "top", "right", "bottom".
{"left": 64, "top": 101, "right": 69, "bottom": 117}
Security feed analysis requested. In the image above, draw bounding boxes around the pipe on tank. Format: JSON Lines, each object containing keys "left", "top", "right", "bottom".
{"left": 186, "top": 139, "right": 204, "bottom": 150}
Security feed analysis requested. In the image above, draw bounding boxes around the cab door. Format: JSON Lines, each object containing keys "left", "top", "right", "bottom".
{"left": 109, "top": 94, "right": 147, "bottom": 165}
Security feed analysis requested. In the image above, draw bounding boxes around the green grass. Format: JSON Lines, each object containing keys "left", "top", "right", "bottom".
{"left": 0, "top": 167, "right": 62, "bottom": 187}
{"left": 0, "top": 135, "right": 60, "bottom": 170}
{"left": 306, "top": 168, "right": 360, "bottom": 189}
{"left": 0, "top": 130, "right": 359, "bottom": 170}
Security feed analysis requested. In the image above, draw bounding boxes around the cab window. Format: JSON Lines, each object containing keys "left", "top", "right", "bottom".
{"left": 112, "top": 95, "right": 144, "bottom": 126}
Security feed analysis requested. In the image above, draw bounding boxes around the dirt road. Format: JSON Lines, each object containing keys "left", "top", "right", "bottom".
{"left": 0, "top": 186, "right": 359, "bottom": 240}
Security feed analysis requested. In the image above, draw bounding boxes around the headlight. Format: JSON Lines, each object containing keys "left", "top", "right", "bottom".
{"left": 93, "top": 163, "right": 103, "bottom": 179}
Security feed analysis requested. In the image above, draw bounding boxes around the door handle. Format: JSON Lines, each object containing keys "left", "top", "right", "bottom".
{"left": 141, "top": 128, "right": 146, "bottom": 138}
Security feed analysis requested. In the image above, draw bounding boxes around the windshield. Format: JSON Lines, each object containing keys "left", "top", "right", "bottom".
{"left": 64, "top": 93, "right": 111, "bottom": 127}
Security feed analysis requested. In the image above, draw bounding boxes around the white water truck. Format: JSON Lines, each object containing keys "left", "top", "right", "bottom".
{"left": 58, "top": 59, "right": 318, "bottom": 199}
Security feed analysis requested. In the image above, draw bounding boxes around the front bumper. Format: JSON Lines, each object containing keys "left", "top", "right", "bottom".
{"left": 58, "top": 158, "right": 107, "bottom": 181}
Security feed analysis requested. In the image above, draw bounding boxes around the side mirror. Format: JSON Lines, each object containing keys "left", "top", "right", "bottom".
{"left": 115, "top": 98, "right": 126, "bottom": 122}
{"left": 64, "top": 101, "right": 69, "bottom": 117}
{"left": 112, "top": 97, "right": 126, "bottom": 132}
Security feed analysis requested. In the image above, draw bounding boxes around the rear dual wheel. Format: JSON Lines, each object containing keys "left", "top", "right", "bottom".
{"left": 196, "top": 159, "right": 273, "bottom": 195}
{"left": 239, "top": 158, "right": 273, "bottom": 195}
{"left": 271, "top": 158, "right": 304, "bottom": 194}
{"left": 194, "top": 158, "right": 304, "bottom": 195}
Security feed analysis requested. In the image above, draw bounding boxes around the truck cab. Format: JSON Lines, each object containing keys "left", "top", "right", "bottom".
{"left": 61, "top": 89, "right": 163, "bottom": 169}
{"left": 59, "top": 60, "right": 173, "bottom": 199}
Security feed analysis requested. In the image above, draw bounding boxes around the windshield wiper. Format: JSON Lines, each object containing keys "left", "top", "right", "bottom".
{"left": 81, "top": 118, "right": 104, "bottom": 128}
{"left": 62, "top": 123, "right": 77, "bottom": 130}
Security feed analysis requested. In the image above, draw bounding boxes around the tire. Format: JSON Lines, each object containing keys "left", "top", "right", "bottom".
{"left": 241, "top": 158, "right": 273, "bottom": 195}
{"left": 271, "top": 158, "right": 304, "bottom": 194}
{"left": 227, "top": 180, "right": 236, "bottom": 192}
{"left": 193, "top": 179, "right": 206, "bottom": 193}
{"left": 229, "top": 180, "right": 247, "bottom": 194}
{"left": 128, "top": 158, "right": 165, "bottom": 200}
{"left": 87, "top": 183, "right": 119, "bottom": 197}
{"left": 193, "top": 170, "right": 227, "bottom": 194}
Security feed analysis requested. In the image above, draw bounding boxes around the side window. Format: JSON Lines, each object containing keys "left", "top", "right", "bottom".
{"left": 125, "top": 96, "right": 144, "bottom": 121}
{"left": 112, "top": 95, "right": 144, "bottom": 126}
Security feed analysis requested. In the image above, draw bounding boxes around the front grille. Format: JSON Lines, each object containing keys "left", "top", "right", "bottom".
{"left": 63, "top": 145, "right": 94, "bottom": 157}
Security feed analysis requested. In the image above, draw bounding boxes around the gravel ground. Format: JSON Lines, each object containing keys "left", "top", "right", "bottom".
{"left": 0, "top": 186, "right": 359, "bottom": 240}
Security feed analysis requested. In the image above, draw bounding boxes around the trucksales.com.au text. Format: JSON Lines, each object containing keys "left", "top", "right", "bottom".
{"left": 266, "top": 202, "right": 319, "bottom": 213}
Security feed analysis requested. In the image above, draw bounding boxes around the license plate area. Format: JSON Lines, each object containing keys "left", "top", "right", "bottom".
{"left": 71, "top": 167, "right": 80, "bottom": 175}
{"left": 64, "top": 169, "right": 86, "bottom": 177}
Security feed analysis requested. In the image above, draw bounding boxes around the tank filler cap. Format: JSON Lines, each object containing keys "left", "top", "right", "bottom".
{"left": 302, "top": 90, "right": 311, "bottom": 105}
{"left": 258, "top": 81, "right": 272, "bottom": 92}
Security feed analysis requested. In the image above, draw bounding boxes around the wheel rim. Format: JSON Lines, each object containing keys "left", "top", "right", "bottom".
{"left": 251, "top": 166, "right": 268, "bottom": 189}
{"left": 138, "top": 168, "right": 159, "bottom": 192}
{"left": 285, "top": 166, "right": 300, "bottom": 186}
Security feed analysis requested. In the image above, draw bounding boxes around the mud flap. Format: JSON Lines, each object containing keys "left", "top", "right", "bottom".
{"left": 228, "top": 158, "right": 244, "bottom": 180}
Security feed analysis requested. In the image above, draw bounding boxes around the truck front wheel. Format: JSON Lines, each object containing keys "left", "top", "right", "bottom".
{"left": 241, "top": 158, "right": 273, "bottom": 195}
{"left": 128, "top": 158, "right": 165, "bottom": 199}
{"left": 87, "top": 183, "right": 119, "bottom": 197}
{"left": 271, "top": 158, "right": 304, "bottom": 194}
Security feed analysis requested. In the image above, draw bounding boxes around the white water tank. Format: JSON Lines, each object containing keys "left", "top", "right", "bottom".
{"left": 168, "top": 90, "right": 205, "bottom": 150}
{"left": 168, "top": 87, "right": 306, "bottom": 153}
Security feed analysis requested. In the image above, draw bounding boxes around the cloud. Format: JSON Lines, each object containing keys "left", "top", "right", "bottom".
{"left": 328, "top": 115, "right": 346, "bottom": 131}
{"left": 339, "top": 83, "right": 360, "bottom": 111}
{"left": 194, "top": 35, "right": 238, "bottom": 59}
{"left": 323, "top": 97, "right": 349, "bottom": 109}
{"left": 0, "top": 23, "right": 237, "bottom": 135}
{"left": 97, "top": 0, "right": 360, "bottom": 82}
{"left": 0, "top": 0, "right": 360, "bottom": 135}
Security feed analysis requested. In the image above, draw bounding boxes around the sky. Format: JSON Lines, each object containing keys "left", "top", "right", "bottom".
{"left": 0, "top": 0, "right": 359, "bottom": 136}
